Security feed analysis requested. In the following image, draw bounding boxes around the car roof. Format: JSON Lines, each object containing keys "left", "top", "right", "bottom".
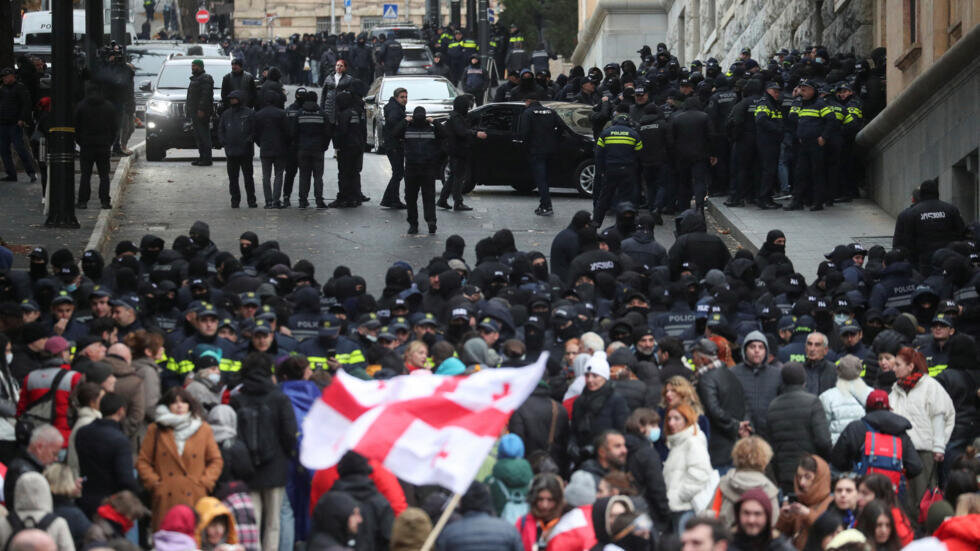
{"left": 162, "top": 57, "right": 230, "bottom": 65}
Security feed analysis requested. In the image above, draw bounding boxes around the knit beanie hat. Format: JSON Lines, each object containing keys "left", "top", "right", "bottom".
{"left": 836, "top": 354, "right": 863, "bottom": 381}
{"left": 585, "top": 352, "right": 610, "bottom": 380}
{"left": 564, "top": 471, "right": 597, "bottom": 507}
{"left": 498, "top": 434, "right": 525, "bottom": 459}
{"left": 736, "top": 487, "right": 773, "bottom": 527}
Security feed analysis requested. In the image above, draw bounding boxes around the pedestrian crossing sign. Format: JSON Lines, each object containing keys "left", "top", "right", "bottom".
{"left": 382, "top": 3, "right": 397, "bottom": 19}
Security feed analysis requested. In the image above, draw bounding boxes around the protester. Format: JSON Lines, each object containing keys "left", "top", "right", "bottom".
{"left": 716, "top": 436, "right": 780, "bottom": 529}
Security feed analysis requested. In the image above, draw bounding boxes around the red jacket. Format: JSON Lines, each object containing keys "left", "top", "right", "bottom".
{"left": 16, "top": 361, "right": 82, "bottom": 447}
{"left": 310, "top": 458, "right": 407, "bottom": 516}
{"left": 935, "top": 514, "right": 980, "bottom": 551}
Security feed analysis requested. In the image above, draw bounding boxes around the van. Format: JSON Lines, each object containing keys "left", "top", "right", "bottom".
{"left": 17, "top": 10, "right": 136, "bottom": 46}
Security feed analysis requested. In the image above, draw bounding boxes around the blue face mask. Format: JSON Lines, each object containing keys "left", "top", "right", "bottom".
{"left": 57, "top": 448, "right": 67, "bottom": 463}
{"left": 647, "top": 427, "right": 661, "bottom": 443}
{"left": 66, "top": 283, "right": 78, "bottom": 293}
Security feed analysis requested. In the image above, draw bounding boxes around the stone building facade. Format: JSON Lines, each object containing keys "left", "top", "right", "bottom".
{"left": 233, "top": 0, "right": 446, "bottom": 38}
{"left": 663, "top": 0, "right": 875, "bottom": 66}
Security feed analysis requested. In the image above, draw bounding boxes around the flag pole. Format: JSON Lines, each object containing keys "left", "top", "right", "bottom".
{"left": 419, "top": 491, "right": 463, "bottom": 551}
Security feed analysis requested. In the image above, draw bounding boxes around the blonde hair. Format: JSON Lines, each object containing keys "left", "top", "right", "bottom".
{"left": 731, "top": 436, "right": 773, "bottom": 471}
{"left": 403, "top": 340, "right": 428, "bottom": 366}
{"left": 43, "top": 463, "right": 79, "bottom": 497}
{"left": 661, "top": 376, "right": 703, "bottom": 415}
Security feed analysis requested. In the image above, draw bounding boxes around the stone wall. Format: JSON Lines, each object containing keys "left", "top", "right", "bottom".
{"left": 664, "top": 0, "right": 874, "bottom": 67}
{"left": 570, "top": 0, "right": 668, "bottom": 68}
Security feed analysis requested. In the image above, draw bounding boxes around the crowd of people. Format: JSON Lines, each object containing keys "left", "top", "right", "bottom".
{"left": 0, "top": 170, "right": 977, "bottom": 549}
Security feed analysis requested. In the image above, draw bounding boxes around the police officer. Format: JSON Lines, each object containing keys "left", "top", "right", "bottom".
{"left": 724, "top": 79, "right": 762, "bottom": 207}
{"left": 704, "top": 75, "right": 737, "bottom": 196}
{"left": 531, "top": 43, "right": 556, "bottom": 74}
{"left": 447, "top": 30, "right": 467, "bottom": 83}
{"left": 218, "top": 90, "right": 257, "bottom": 208}
{"left": 438, "top": 96, "right": 485, "bottom": 211}
{"left": 253, "top": 89, "right": 291, "bottom": 208}
{"left": 329, "top": 91, "right": 365, "bottom": 208}
{"left": 400, "top": 106, "right": 444, "bottom": 235}
{"left": 292, "top": 90, "right": 329, "bottom": 209}
{"left": 504, "top": 37, "right": 530, "bottom": 78}
{"left": 784, "top": 79, "right": 836, "bottom": 211}
{"left": 220, "top": 59, "right": 257, "bottom": 109}
{"left": 186, "top": 59, "right": 214, "bottom": 166}
{"left": 892, "top": 178, "right": 967, "bottom": 274}
{"left": 461, "top": 55, "right": 489, "bottom": 106}
{"left": 517, "top": 91, "right": 562, "bottom": 216}
{"left": 753, "top": 82, "right": 783, "bottom": 209}
{"left": 380, "top": 87, "right": 408, "bottom": 209}
{"left": 348, "top": 34, "right": 375, "bottom": 85}
{"left": 594, "top": 105, "right": 643, "bottom": 227}
{"left": 636, "top": 99, "right": 669, "bottom": 221}
{"left": 836, "top": 83, "right": 863, "bottom": 202}
{"left": 820, "top": 85, "right": 844, "bottom": 206}
{"left": 378, "top": 33, "right": 404, "bottom": 76}
{"left": 669, "top": 97, "right": 713, "bottom": 212}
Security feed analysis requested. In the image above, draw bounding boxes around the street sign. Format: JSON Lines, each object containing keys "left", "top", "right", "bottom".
{"left": 487, "top": 7, "right": 494, "bottom": 23}
{"left": 382, "top": 3, "right": 397, "bottom": 19}
{"left": 195, "top": 9, "right": 210, "bottom": 24}
{"left": 344, "top": 7, "right": 352, "bottom": 22}
{"left": 241, "top": 18, "right": 263, "bottom": 25}
{"left": 344, "top": 0, "right": 351, "bottom": 6}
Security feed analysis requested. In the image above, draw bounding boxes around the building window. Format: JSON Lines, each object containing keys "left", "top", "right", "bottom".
{"left": 316, "top": 16, "right": 340, "bottom": 33}
{"left": 904, "top": 0, "right": 918, "bottom": 47}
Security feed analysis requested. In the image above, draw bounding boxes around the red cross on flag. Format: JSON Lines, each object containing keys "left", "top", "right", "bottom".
{"left": 300, "top": 354, "right": 548, "bottom": 494}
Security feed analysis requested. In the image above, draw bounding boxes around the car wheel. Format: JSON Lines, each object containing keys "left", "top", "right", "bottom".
{"left": 574, "top": 159, "right": 596, "bottom": 198}
{"left": 146, "top": 141, "right": 165, "bottom": 161}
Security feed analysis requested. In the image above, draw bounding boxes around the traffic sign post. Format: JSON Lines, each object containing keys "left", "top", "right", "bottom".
{"left": 382, "top": 3, "right": 397, "bottom": 19}
{"left": 195, "top": 8, "right": 210, "bottom": 24}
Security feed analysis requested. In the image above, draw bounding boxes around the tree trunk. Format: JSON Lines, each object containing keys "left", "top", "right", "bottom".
{"left": 179, "top": 0, "right": 198, "bottom": 38}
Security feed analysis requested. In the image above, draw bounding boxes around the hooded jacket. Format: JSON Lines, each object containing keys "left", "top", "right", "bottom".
{"left": 444, "top": 96, "right": 474, "bottom": 158}
{"left": 667, "top": 210, "right": 732, "bottom": 278}
{"left": 195, "top": 496, "right": 239, "bottom": 547}
{"left": 766, "top": 383, "right": 832, "bottom": 491}
{"left": 218, "top": 91, "right": 255, "bottom": 156}
{"left": 935, "top": 334, "right": 980, "bottom": 442}
{"left": 0, "top": 472, "right": 75, "bottom": 550}
{"left": 74, "top": 92, "right": 120, "bottom": 148}
{"left": 330, "top": 454, "right": 395, "bottom": 551}
{"left": 229, "top": 367, "right": 298, "bottom": 489}
{"left": 668, "top": 97, "right": 713, "bottom": 161}
{"left": 253, "top": 101, "right": 290, "bottom": 158}
{"left": 697, "top": 343, "right": 749, "bottom": 467}
{"left": 731, "top": 331, "right": 781, "bottom": 438}
{"left": 624, "top": 432, "right": 670, "bottom": 529}
{"left": 830, "top": 409, "right": 923, "bottom": 478}
{"left": 716, "top": 469, "right": 780, "bottom": 530}
{"left": 309, "top": 491, "right": 358, "bottom": 550}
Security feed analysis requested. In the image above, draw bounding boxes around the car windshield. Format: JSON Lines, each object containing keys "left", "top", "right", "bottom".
{"left": 157, "top": 64, "right": 225, "bottom": 88}
{"left": 129, "top": 50, "right": 172, "bottom": 76}
{"left": 382, "top": 79, "right": 455, "bottom": 101}
{"left": 553, "top": 104, "right": 594, "bottom": 136}
{"left": 402, "top": 48, "right": 430, "bottom": 62}
{"left": 374, "top": 28, "right": 421, "bottom": 40}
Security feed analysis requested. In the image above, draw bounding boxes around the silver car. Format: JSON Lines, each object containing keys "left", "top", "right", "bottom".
{"left": 364, "top": 75, "right": 462, "bottom": 152}
{"left": 396, "top": 43, "right": 434, "bottom": 75}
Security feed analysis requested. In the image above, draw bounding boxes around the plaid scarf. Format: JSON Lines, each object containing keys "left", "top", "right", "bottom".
{"left": 897, "top": 371, "right": 924, "bottom": 392}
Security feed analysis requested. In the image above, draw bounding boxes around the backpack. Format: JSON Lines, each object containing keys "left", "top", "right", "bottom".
{"left": 4, "top": 511, "right": 57, "bottom": 551}
{"left": 856, "top": 421, "right": 905, "bottom": 493}
{"left": 493, "top": 478, "right": 529, "bottom": 525}
{"left": 237, "top": 398, "right": 277, "bottom": 468}
{"left": 15, "top": 368, "right": 71, "bottom": 446}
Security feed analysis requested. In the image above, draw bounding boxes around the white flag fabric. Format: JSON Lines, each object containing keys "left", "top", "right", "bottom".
{"left": 301, "top": 353, "right": 547, "bottom": 494}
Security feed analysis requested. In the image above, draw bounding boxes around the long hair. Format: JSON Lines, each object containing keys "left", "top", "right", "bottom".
{"left": 895, "top": 346, "right": 927, "bottom": 375}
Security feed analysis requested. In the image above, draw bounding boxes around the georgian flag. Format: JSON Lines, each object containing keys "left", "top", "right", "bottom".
{"left": 546, "top": 505, "right": 597, "bottom": 551}
{"left": 300, "top": 354, "right": 547, "bottom": 494}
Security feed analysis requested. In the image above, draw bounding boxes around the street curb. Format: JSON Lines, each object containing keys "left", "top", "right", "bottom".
{"left": 705, "top": 197, "right": 759, "bottom": 255}
{"left": 83, "top": 141, "right": 145, "bottom": 256}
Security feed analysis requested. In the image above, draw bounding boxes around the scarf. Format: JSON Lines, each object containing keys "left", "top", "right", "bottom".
{"left": 98, "top": 504, "right": 134, "bottom": 534}
{"left": 154, "top": 405, "right": 202, "bottom": 455}
{"left": 897, "top": 371, "right": 924, "bottom": 392}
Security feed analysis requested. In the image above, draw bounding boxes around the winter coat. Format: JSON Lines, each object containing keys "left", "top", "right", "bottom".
{"left": 67, "top": 406, "right": 101, "bottom": 476}
{"left": 320, "top": 71, "right": 355, "bottom": 124}
{"left": 185, "top": 72, "right": 215, "bottom": 117}
{"left": 766, "top": 385, "right": 832, "bottom": 491}
{"left": 104, "top": 354, "right": 147, "bottom": 440}
{"left": 668, "top": 102, "right": 713, "bottom": 161}
{"left": 76, "top": 418, "right": 141, "bottom": 516}
{"left": 818, "top": 379, "right": 871, "bottom": 444}
{"left": 382, "top": 97, "right": 406, "bottom": 147}
{"left": 331, "top": 474, "right": 395, "bottom": 551}
{"left": 935, "top": 341, "right": 980, "bottom": 443}
{"left": 218, "top": 100, "right": 255, "bottom": 157}
{"left": 0, "top": 472, "right": 75, "bottom": 550}
{"left": 570, "top": 383, "right": 629, "bottom": 453}
{"left": 624, "top": 433, "right": 670, "bottom": 529}
{"left": 206, "top": 405, "right": 255, "bottom": 485}
{"left": 697, "top": 364, "right": 748, "bottom": 467}
{"left": 253, "top": 104, "right": 291, "bottom": 157}
{"left": 730, "top": 361, "right": 782, "bottom": 438}
{"left": 221, "top": 70, "right": 257, "bottom": 108}
{"left": 716, "top": 469, "right": 780, "bottom": 530}
{"left": 229, "top": 370, "right": 298, "bottom": 489}
{"left": 549, "top": 227, "right": 580, "bottom": 281}
{"left": 830, "top": 409, "right": 923, "bottom": 479}
{"left": 434, "top": 511, "right": 524, "bottom": 551}
{"left": 663, "top": 424, "right": 712, "bottom": 512}
{"left": 73, "top": 95, "right": 119, "bottom": 148}
{"left": 292, "top": 101, "right": 330, "bottom": 152}
{"left": 52, "top": 495, "right": 90, "bottom": 549}
{"left": 889, "top": 374, "right": 956, "bottom": 453}
{"left": 802, "top": 358, "right": 837, "bottom": 396}
{"left": 935, "top": 514, "right": 980, "bottom": 551}
{"left": 137, "top": 418, "right": 224, "bottom": 530}
{"left": 507, "top": 385, "right": 569, "bottom": 468}
{"left": 620, "top": 230, "right": 667, "bottom": 269}
{"left": 667, "top": 210, "right": 732, "bottom": 278}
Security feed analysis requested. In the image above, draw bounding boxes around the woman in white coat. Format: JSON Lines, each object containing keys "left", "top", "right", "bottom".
{"left": 888, "top": 346, "right": 955, "bottom": 508}
{"left": 819, "top": 354, "right": 872, "bottom": 444}
{"left": 663, "top": 402, "right": 712, "bottom": 534}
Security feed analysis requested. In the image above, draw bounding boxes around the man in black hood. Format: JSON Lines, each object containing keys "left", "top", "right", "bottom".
{"left": 309, "top": 491, "right": 361, "bottom": 550}
{"left": 400, "top": 106, "right": 444, "bottom": 235}
{"left": 549, "top": 210, "right": 592, "bottom": 281}
{"left": 438, "top": 96, "right": 485, "bottom": 211}
{"left": 74, "top": 83, "right": 118, "bottom": 209}
{"left": 329, "top": 90, "right": 365, "bottom": 208}
{"left": 517, "top": 90, "right": 561, "bottom": 216}
{"left": 667, "top": 210, "right": 731, "bottom": 279}
{"left": 292, "top": 90, "right": 329, "bottom": 209}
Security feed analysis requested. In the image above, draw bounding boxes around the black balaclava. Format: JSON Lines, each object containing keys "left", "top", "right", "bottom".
{"left": 411, "top": 106, "right": 427, "bottom": 126}
{"left": 240, "top": 231, "right": 259, "bottom": 259}
{"left": 82, "top": 250, "right": 105, "bottom": 281}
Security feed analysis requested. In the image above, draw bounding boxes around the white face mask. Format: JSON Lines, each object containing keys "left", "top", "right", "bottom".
{"left": 206, "top": 372, "right": 221, "bottom": 385}
{"left": 4, "top": 352, "right": 11, "bottom": 365}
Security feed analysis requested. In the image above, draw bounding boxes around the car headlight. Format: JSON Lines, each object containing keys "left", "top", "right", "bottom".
{"left": 147, "top": 99, "right": 171, "bottom": 114}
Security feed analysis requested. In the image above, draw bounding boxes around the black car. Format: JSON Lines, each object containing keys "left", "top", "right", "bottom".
{"left": 143, "top": 57, "right": 227, "bottom": 161}
{"left": 465, "top": 101, "right": 597, "bottom": 197}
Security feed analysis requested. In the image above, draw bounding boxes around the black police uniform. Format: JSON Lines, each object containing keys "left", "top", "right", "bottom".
{"left": 380, "top": 95, "right": 407, "bottom": 208}
{"left": 291, "top": 99, "right": 330, "bottom": 208}
{"left": 753, "top": 91, "right": 784, "bottom": 207}
{"left": 517, "top": 99, "right": 562, "bottom": 213}
{"left": 594, "top": 114, "right": 643, "bottom": 226}
{"left": 400, "top": 109, "right": 445, "bottom": 233}
{"left": 786, "top": 89, "right": 837, "bottom": 210}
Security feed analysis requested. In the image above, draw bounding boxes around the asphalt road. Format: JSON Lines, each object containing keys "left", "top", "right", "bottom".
{"left": 112, "top": 88, "right": 738, "bottom": 290}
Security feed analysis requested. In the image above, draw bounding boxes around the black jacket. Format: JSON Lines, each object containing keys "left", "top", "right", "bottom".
{"left": 667, "top": 210, "right": 732, "bottom": 278}
{"left": 292, "top": 101, "right": 330, "bottom": 152}
{"left": 320, "top": 71, "right": 356, "bottom": 124}
{"left": 382, "top": 97, "right": 406, "bottom": 148}
{"left": 636, "top": 105, "right": 669, "bottom": 166}
{"left": 444, "top": 102, "right": 474, "bottom": 158}
{"left": 893, "top": 198, "right": 967, "bottom": 271}
{"left": 217, "top": 99, "right": 255, "bottom": 157}
{"left": 624, "top": 433, "right": 670, "bottom": 530}
{"left": 620, "top": 230, "right": 667, "bottom": 269}
{"left": 220, "top": 70, "right": 257, "bottom": 108}
{"left": 185, "top": 71, "right": 215, "bottom": 118}
{"left": 0, "top": 80, "right": 32, "bottom": 124}
{"left": 230, "top": 372, "right": 298, "bottom": 489}
{"left": 517, "top": 101, "right": 562, "bottom": 156}
{"left": 698, "top": 365, "right": 748, "bottom": 467}
{"left": 74, "top": 95, "right": 119, "bottom": 148}
{"left": 803, "top": 358, "right": 838, "bottom": 396}
{"left": 830, "top": 409, "right": 923, "bottom": 479}
{"left": 570, "top": 384, "right": 629, "bottom": 454}
{"left": 549, "top": 227, "right": 579, "bottom": 281}
{"left": 668, "top": 102, "right": 713, "bottom": 161}
{"left": 333, "top": 98, "right": 365, "bottom": 151}
{"left": 400, "top": 117, "right": 444, "bottom": 166}
{"left": 253, "top": 104, "right": 291, "bottom": 157}
{"left": 216, "top": 436, "right": 255, "bottom": 485}
{"left": 4, "top": 448, "right": 43, "bottom": 509}
{"left": 256, "top": 79, "right": 286, "bottom": 109}
{"left": 766, "top": 385, "right": 832, "bottom": 491}
{"left": 331, "top": 475, "right": 394, "bottom": 551}
{"left": 508, "top": 385, "right": 570, "bottom": 469}
{"left": 75, "top": 418, "right": 141, "bottom": 516}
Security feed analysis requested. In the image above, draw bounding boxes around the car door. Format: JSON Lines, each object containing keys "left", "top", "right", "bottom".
{"left": 474, "top": 105, "right": 527, "bottom": 182}
{"left": 364, "top": 79, "right": 383, "bottom": 146}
